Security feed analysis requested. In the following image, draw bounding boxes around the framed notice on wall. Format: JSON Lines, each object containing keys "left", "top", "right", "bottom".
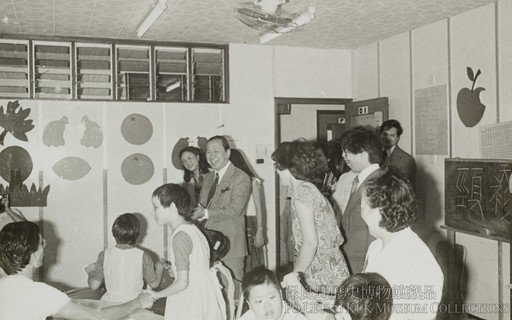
{"left": 415, "top": 85, "right": 448, "bottom": 155}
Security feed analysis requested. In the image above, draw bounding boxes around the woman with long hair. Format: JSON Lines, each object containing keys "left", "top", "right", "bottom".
{"left": 179, "top": 146, "right": 210, "bottom": 208}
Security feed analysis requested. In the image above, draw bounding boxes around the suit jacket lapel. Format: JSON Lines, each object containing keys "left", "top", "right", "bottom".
{"left": 212, "top": 163, "right": 235, "bottom": 202}
{"left": 390, "top": 146, "right": 402, "bottom": 163}
{"left": 345, "top": 168, "right": 381, "bottom": 213}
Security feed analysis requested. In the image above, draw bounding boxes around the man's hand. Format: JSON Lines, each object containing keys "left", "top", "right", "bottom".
{"left": 254, "top": 228, "right": 265, "bottom": 247}
{"left": 191, "top": 206, "right": 205, "bottom": 220}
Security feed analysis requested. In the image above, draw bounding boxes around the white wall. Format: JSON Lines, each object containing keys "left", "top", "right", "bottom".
{"left": 351, "top": 2, "right": 511, "bottom": 319}
{"left": 0, "top": 43, "right": 352, "bottom": 287}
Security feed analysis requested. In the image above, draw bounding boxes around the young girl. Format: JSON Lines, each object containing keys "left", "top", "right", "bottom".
{"left": 86, "top": 213, "right": 164, "bottom": 304}
{"left": 150, "top": 183, "right": 225, "bottom": 320}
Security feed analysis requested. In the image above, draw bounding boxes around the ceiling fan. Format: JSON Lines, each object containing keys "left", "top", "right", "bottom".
{"left": 234, "top": 0, "right": 317, "bottom": 43}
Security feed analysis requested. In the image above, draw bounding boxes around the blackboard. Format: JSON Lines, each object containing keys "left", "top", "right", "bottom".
{"left": 445, "top": 158, "right": 512, "bottom": 241}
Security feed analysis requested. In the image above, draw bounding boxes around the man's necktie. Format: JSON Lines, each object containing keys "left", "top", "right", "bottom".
{"left": 382, "top": 150, "right": 388, "bottom": 166}
{"left": 350, "top": 175, "right": 359, "bottom": 194}
{"left": 206, "top": 172, "right": 219, "bottom": 208}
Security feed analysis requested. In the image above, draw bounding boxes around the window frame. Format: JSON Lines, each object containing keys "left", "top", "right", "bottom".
{"left": 0, "top": 34, "right": 229, "bottom": 103}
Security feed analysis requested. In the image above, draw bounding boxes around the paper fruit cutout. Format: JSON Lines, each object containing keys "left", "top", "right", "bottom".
{"left": 457, "top": 67, "right": 486, "bottom": 127}
{"left": 0, "top": 146, "right": 33, "bottom": 184}
{"left": 0, "top": 100, "right": 35, "bottom": 145}
{"left": 121, "top": 113, "right": 153, "bottom": 145}
{"left": 0, "top": 146, "right": 49, "bottom": 207}
{"left": 43, "top": 116, "right": 68, "bottom": 147}
{"left": 80, "top": 115, "right": 103, "bottom": 148}
{"left": 171, "top": 136, "right": 208, "bottom": 170}
{"left": 53, "top": 157, "right": 91, "bottom": 180}
{"left": 121, "top": 153, "right": 154, "bottom": 185}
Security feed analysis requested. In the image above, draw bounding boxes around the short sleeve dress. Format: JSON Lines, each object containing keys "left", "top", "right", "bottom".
{"left": 291, "top": 181, "right": 350, "bottom": 292}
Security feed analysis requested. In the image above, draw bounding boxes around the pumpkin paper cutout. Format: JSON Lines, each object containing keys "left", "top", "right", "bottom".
{"left": 43, "top": 116, "right": 68, "bottom": 147}
{"left": 53, "top": 157, "right": 91, "bottom": 180}
{"left": 80, "top": 115, "right": 103, "bottom": 148}
{"left": 121, "top": 153, "right": 154, "bottom": 185}
{"left": 0, "top": 146, "right": 33, "bottom": 184}
{"left": 121, "top": 114, "right": 153, "bottom": 145}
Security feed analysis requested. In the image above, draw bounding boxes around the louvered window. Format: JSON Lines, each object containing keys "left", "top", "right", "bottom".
{"left": 192, "top": 48, "right": 224, "bottom": 102}
{"left": 155, "top": 47, "right": 188, "bottom": 101}
{"left": 0, "top": 40, "right": 30, "bottom": 98}
{"left": 75, "top": 43, "right": 112, "bottom": 100}
{"left": 33, "top": 41, "right": 72, "bottom": 99}
{"left": 116, "top": 45, "right": 150, "bottom": 101}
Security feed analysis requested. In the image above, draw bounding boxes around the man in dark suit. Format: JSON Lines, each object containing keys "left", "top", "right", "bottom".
{"left": 380, "top": 119, "right": 416, "bottom": 185}
{"left": 340, "top": 128, "right": 382, "bottom": 274}
{"left": 192, "top": 135, "right": 251, "bottom": 281}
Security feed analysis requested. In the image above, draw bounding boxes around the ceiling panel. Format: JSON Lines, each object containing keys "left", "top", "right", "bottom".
{"left": 0, "top": 0, "right": 497, "bottom": 48}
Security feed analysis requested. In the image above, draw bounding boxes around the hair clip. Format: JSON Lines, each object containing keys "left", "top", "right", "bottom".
{"left": 221, "top": 187, "right": 231, "bottom": 193}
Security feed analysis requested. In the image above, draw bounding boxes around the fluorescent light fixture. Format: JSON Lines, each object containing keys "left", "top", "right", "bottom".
{"left": 259, "top": 7, "right": 316, "bottom": 44}
{"left": 165, "top": 81, "right": 181, "bottom": 92}
{"left": 137, "top": 0, "right": 168, "bottom": 38}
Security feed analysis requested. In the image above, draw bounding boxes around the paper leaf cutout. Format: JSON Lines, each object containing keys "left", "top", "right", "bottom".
{"left": 53, "top": 157, "right": 91, "bottom": 180}
{"left": 0, "top": 100, "right": 35, "bottom": 145}
{"left": 121, "top": 113, "right": 153, "bottom": 145}
{"left": 43, "top": 116, "right": 68, "bottom": 147}
{"left": 0, "top": 183, "right": 50, "bottom": 207}
{"left": 80, "top": 115, "right": 103, "bottom": 148}
{"left": 466, "top": 67, "right": 474, "bottom": 81}
{"left": 121, "top": 153, "right": 154, "bottom": 185}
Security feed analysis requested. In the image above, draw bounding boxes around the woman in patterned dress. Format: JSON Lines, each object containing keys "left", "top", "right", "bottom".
{"left": 272, "top": 140, "right": 350, "bottom": 297}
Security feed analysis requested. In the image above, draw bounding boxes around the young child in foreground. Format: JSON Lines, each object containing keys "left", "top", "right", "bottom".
{"left": 282, "top": 272, "right": 393, "bottom": 320}
{"left": 86, "top": 213, "right": 165, "bottom": 304}
{"left": 241, "top": 266, "right": 307, "bottom": 320}
{"left": 149, "top": 183, "right": 225, "bottom": 320}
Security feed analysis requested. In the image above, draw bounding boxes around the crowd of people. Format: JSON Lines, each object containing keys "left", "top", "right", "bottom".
{"left": 0, "top": 120, "right": 444, "bottom": 320}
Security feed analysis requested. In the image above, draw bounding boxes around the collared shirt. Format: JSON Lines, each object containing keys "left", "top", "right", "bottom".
{"left": 332, "top": 171, "right": 358, "bottom": 215}
{"left": 355, "top": 163, "right": 380, "bottom": 191}
{"left": 216, "top": 161, "right": 232, "bottom": 183}
{"left": 364, "top": 227, "right": 443, "bottom": 320}
{"left": 385, "top": 145, "right": 396, "bottom": 158}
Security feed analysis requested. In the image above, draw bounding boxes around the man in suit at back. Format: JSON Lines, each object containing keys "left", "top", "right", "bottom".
{"left": 380, "top": 119, "right": 416, "bottom": 186}
{"left": 340, "top": 128, "right": 382, "bottom": 274}
{"left": 192, "top": 135, "right": 251, "bottom": 281}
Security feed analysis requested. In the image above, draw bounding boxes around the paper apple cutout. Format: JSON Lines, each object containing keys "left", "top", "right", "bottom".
{"left": 456, "top": 67, "right": 486, "bottom": 127}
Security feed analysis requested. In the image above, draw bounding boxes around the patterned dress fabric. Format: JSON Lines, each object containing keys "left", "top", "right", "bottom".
{"left": 291, "top": 181, "right": 350, "bottom": 293}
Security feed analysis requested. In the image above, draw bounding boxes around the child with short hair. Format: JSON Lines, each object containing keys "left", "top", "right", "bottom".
{"left": 86, "top": 213, "right": 164, "bottom": 304}
{"left": 241, "top": 267, "right": 307, "bottom": 320}
{"left": 149, "top": 183, "right": 225, "bottom": 320}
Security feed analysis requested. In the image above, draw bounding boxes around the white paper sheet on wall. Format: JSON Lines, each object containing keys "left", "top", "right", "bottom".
{"left": 414, "top": 85, "right": 448, "bottom": 155}
{"left": 480, "top": 120, "right": 512, "bottom": 159}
